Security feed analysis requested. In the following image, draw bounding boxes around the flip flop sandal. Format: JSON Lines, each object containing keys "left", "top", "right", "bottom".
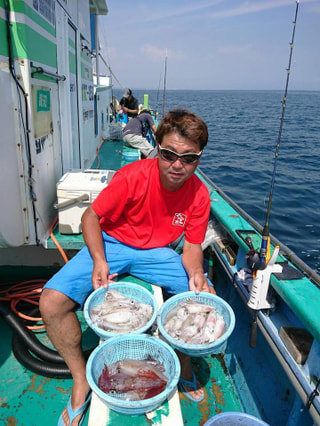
{"left": 178, "top": 370, "right": 204, "bottom": 403}
{"left": 58, "top": 392, "right": 92, "bottom": 426}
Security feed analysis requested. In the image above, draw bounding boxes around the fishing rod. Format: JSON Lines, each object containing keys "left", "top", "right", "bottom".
{"left": 248, "top": 0, "right": 300, "bottom": 271}
{"left": 246, "top": 0, "right": 300, "bottom": 347}
{"left": 162, "top": 48, "right": 168, "bottom": 118}
{"left": 156, "top": 67, "right": 163, "bottom": 108}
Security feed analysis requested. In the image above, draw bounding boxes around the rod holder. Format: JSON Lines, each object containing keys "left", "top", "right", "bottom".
{"left": 247, "top": 246, "right": 283, "bottom": 310}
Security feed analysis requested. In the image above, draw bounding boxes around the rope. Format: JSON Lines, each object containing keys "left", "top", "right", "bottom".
{"left": 98, "top": 52, "right": 124, "bottom": 89}
{"left": 306, "top": 376, "right": 320, "bottom": 410}
{"left": 94, "top": 137, "right": 105, "bottom": 169}
{"left": 0, "top": 216, "right": 71, "bottom": 329}
{"left": 0, "top": 280, "right": 46, "bottom": 330}
{"left": 49, "top": 216, "right": 69, "bottom": 264}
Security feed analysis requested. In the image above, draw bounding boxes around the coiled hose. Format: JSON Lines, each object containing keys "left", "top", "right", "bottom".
{"left": 12, "top": 334, "right": 71, "bottom": 378}
{"left": 0, "top": 301, "right": 92, "bottom": 378}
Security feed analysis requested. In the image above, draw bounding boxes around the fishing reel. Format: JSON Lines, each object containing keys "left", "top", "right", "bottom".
{"left": 244, "top": 236, "right": 282, "bottom": 310}
{"left": 245, "top": 237, "right": 262, "bottom": 272}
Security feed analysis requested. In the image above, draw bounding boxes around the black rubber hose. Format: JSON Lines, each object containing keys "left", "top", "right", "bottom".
{"left": 0, "top": 301, "right": 65, "bottom": 364}
{"left": 12, "top": 333, "right": 71, "bottom": 378}
{"left": 0, "top": 301, "right": 94, "bottom": 369}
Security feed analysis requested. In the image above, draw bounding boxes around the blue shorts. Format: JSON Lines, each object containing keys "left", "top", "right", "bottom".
{"left": 44, "top": 233, "right": 191, "bottom": 308}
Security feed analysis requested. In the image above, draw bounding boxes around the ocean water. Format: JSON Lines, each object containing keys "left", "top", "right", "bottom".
{"left": 114, "top": 89, "right": 320, "bottom": 274}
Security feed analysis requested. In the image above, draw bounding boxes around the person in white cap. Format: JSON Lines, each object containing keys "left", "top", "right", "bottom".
{"left": 119, "top": 88, "right": 138, "bottom": 118}
{"left": 122, "top": 106, "right": 157, "bottom": 158}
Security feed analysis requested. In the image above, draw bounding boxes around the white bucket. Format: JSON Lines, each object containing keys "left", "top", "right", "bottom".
{"left": 204, "top": 412, "right": 270, "bottom": 426}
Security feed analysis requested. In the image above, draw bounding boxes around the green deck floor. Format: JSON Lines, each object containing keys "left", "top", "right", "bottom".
{"left": 92, "top": 354, "right": 242, "bottom": 426}
{"left": 0, "top": 320, "right": 241, "bottom": 426}
{"left": 0, "top": 310, "right": 98, "bottom": 426}
{"left": 0, "top": 268, "right": 242, "bottom": 426}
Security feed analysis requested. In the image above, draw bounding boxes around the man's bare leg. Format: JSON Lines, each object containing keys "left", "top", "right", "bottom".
{"left": 40, "top": 288, "right": 90, "bottom": 426}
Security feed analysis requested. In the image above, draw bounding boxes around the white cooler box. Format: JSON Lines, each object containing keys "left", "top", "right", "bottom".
{"left": 55, "top": 169, "right": 116, "bottom": 234}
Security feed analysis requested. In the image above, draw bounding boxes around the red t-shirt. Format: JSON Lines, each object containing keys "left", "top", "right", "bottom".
{"left": 91, "top": 159, "right": 210, "bottom": 249}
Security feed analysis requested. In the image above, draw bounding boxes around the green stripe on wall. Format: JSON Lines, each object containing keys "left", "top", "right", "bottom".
{"left": 0, "top": 17, "right": 9, "bottom": 57}
{"left": 81, "top": 61, "right": 93, "bottom": 80}
{"left": 69, "top": 51, "right": 76, "bottom": 75}
{"left": 1, "top": 0, "right": 56, "bottom": 37}
{"left": 81, "top": 51, "right": 92, "bottom": 64}
{"left": 10, "top": 21, "right": 57, "bottom": 67}
{"left": 69, "top": 38, "right": 75, "bottom": 49}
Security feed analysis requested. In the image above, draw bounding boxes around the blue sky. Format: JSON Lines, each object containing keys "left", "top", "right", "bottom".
{"left": 98, "top": 0, "right": 320, "bottom": 91}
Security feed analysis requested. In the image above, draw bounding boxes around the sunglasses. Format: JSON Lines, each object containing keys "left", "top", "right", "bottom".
{"left": 158, "top": 145, "right": 202, "bottom": 164}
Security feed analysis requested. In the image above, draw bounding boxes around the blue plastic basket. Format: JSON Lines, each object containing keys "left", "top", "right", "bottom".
{"left": 123, "top": 151, "right": 140, "bottom": 162}
{"left": 86, "top": 334, "right": 181, "bottom": 415}
{"left": 157, "top": 291, "right": 235, "bottom": 357}
{"left": 204, "top": 412, "right": 270, "bottom": 425}
{"left": 84, "top": 282, "right": 158, "bottom": 340}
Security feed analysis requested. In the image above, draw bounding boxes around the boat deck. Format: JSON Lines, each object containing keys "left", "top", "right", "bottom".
{"left": 1, "top": 140, "right": 244, "bottom": 426}
{"left": 1, "top": 138, "right": 315, "bottom": 425}
{"left": 0, "top": 271, "right": 243, "bottom": 426}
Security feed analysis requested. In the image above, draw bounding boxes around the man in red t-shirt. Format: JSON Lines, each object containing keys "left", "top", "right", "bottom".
{"left": 40, "top": 109, "right": 215, "bottom": 425}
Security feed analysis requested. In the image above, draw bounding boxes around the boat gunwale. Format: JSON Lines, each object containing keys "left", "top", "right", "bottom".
{"left": 196, "top": 167, "right": 320, "bottom": 288}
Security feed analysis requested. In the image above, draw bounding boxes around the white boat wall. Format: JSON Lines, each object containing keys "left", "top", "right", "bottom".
{"left": 0, "top": 0, "right": 111, "bottom": 248}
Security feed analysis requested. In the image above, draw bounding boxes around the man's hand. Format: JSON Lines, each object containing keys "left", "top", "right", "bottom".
{"left": 82, "top": 207, "right": 118, "bottom": 289}
{"left": 189, "top": 272, "right": 216, "bottom": 295}
{"left": 182, "top": 241, "right": 216, "bottom": 295}
{"left": 92, "top": 259, "right": 117, "bottom": 290}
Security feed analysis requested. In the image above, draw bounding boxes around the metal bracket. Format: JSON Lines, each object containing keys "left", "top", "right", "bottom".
{"left": 30, "top": 62, "right": 66, "bottom": 81}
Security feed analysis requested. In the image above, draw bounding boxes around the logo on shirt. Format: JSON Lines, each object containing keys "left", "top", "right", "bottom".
{"left": 172, "top": 213, "right": 187, "bottom": 227}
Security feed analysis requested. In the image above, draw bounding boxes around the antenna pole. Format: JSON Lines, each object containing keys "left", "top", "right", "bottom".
{"left": 162, "top": 48, "right": 168, "bottom": 118}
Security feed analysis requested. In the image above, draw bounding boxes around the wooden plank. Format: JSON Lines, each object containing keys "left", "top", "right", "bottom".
{"left": 279, "top": 327, "right": 314, "bottom": 365}
{"left": 88, "top": 388, "right": 183, "bottom": 426}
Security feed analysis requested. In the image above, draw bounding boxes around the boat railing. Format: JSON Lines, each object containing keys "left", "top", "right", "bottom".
{"left": 197, "top": 168, "right": 320, "bottom": 289}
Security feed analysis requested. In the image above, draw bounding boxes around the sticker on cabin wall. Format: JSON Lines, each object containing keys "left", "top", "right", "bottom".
{"left": 37, "top": 90, "right": 50, "bottom": 112}
{"left": 83, "top": 109, "right": 94, "bottom": 122}
{"left": 82, "top": 84, "right": 94, "bottom": 101}
{"left": 32, "top": 85, "right": 53, "bottom": 138}
{"left": 84, "top": 66, "right": 90, "bottom": 80}
{"left": 35, "top": 135, "right": 49, "bottom": 154}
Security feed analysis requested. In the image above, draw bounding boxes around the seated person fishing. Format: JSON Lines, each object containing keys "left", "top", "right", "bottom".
{"left": 40, "top": 108, "right": 215, "bottom": 426}
{"left": 122, "top": 105, "right": 157, "bottom": 158}
{"left": 119, "top": 88, "right": 139, "bottom": 118}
